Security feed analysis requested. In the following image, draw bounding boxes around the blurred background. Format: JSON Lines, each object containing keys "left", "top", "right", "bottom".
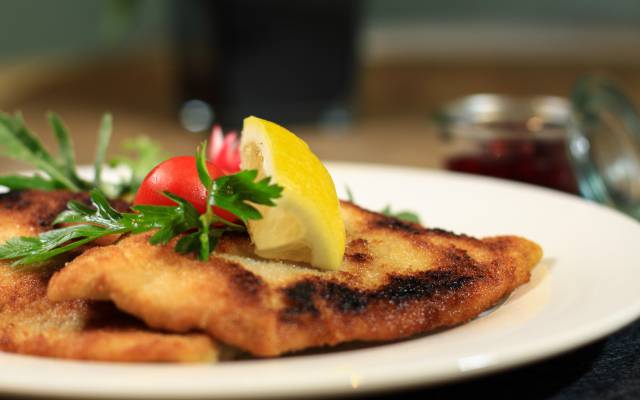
{"left": 1, "top": 0, "right": 640, "bottom": 199}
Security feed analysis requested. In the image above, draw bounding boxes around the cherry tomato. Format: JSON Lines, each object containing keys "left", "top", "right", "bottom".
{"left": 133, "top": 156, "right": 237, "bottom": 221}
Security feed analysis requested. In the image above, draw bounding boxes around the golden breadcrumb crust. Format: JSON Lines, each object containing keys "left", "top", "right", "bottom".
{"left": 49, "top": 201, "right": 542, "bottom": 356}
{"left": 0, "top": 190, "right": 217, "bottom": 362}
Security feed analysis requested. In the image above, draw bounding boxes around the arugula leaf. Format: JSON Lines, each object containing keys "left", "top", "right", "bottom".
{"left": 109, "top": 136, "right": 169, "bottom": 196}
{"left": 0, "top": 175, "right": 62, "bottom": 191}
{"left": 48, "top": 112, "right": 87, "bottom": 190}
{"left": 0, "top": 113, "right": 81, "bottom": 191}
{"left": 345, "top": 187, "right": 421, "bottom": 224}
{"left": 0, "top": 112, "right": 125, "bottom": 194}
{"left": 94, "top": 113, "right": 113, "bottom": 189}
{"left": 380, "top": 205, "right": 421, "bottom": 224}
{"left": 0, "top": 112, "right": 167, "bottom": 198}
{"left": 345, "top": 185, "right": 355, "bottom": 203}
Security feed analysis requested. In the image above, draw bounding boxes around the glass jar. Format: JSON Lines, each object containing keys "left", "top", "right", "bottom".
{"left": 436, "top": 76, "right": 640, "bottom": 219}
{"left": 436, "top": 94, "right": 578, "bottom": 194}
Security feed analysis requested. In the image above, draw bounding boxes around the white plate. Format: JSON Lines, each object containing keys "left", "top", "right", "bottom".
{"left": 1, "top": 162, "right": 640, "bottom": 399}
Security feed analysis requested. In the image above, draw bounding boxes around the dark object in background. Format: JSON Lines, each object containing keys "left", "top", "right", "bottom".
{"left": 174, "top": 0, "right": 360, "bottom": 130}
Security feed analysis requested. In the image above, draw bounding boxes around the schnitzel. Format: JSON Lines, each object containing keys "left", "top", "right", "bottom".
{"left": 0, "top": 113, "right": 543, "bottom": 363}
{"left": 48, "top": 201, "right": 542, "bottom": 357}
{"left": 48, "top": 201, "right": 542, "bottom": 356}
{"left": 0, "top": 190, "right": 218, "bottom": 362}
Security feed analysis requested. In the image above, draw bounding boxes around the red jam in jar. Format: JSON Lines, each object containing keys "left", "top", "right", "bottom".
{"left": 438, "top": 96, "right": 579, "bottom": 194}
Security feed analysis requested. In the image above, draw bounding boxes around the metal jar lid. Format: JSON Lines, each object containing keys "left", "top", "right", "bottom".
{"left": 568, "top": 76, "right": 640, "bottom": 219}
{"left": 435, "top": 94, "right": 570, "bottom": 141}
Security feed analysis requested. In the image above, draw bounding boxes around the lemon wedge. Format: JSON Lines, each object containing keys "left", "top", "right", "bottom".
{"left": 239, "top": 116, "right": 345, "bottom": 270}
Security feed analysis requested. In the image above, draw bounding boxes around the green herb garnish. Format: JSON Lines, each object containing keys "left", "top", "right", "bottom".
{"left": 380, "top": 205, "right": 421, "bottom": 224}
{"left": 344, "top": 185, "right": 355, "bottom": 203}
{"left": 0, "top": 112, "right": 167, "bottom": 198}
{"left": 109, "top": 136, "right": 170, "bottom": 196}
{"left": 0, "top": 142, "right": 283, "bottom": 268}
{"left": 93, "top": 114, "right": 113, "bottom": 189}
{"left": 0, "top": 112, "right": 103, "bottom": 192}
{"left": 345, "top": 186, "right": 421, "bottom": 224}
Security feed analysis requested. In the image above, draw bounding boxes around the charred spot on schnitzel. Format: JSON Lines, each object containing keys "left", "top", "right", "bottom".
{"left": 371, "top": 214, "right": 424, "bottom": 235}
{"left": 280, "top": 269, "right": 480, "bottom": 320}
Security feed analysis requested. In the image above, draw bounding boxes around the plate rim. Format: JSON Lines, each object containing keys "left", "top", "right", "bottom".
{"left": 0, "top": 161, "right": 639, "bottom": 399}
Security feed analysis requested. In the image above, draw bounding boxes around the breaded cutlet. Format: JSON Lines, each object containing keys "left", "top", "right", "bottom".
{"left": 48, "top": 200, "right": 542, "bottom": 357}
{"left": 0, "top": 190, "right": 218, "bottom": 362}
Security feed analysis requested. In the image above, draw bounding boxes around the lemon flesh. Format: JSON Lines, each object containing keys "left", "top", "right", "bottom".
{"left": 240, "top": 116, "right": 345, "bottom": 270}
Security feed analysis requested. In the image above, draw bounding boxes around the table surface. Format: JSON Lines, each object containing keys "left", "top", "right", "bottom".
{"left": 380, "top": 320, "right": 640, "bottom": 400}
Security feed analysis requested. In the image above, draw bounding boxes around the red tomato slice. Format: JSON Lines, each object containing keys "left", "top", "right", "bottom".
{"left": 133, "top": 156, "right": 237, "bottom": 222}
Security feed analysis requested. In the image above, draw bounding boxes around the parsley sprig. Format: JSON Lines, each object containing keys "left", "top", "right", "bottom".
{"left": 0, "top": 143, "right": 283, "bottom": 268}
